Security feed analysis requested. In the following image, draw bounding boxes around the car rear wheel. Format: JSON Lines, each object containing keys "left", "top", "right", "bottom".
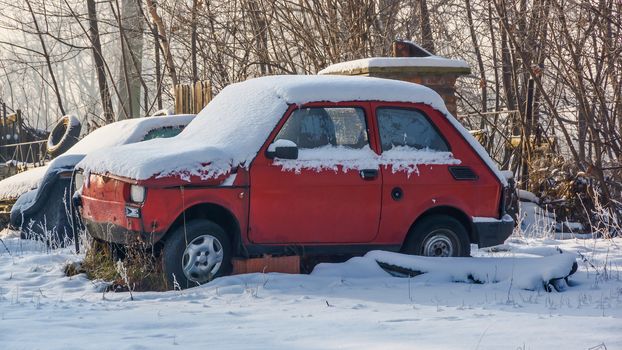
{"left": 162, "top": 219, "right": 232, "bottom": 289}
{"left": 402, "top": 215, "right": 471, "bottom": 257}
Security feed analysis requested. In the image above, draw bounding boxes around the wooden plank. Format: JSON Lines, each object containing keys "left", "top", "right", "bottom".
{"left": 173, "top": 80, "right": 213, "bottom": 115}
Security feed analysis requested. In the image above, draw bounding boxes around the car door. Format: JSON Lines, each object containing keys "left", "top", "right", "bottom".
{"left": 249, "top": 103, "right": 382, "bottom": 244}
{"left": 373, "top": 103, "right": 467, "bottom": 241}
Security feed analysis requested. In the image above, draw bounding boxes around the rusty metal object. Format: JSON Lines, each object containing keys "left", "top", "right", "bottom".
{"left": 232, "top": 255, "right": 300, "bottom": 275}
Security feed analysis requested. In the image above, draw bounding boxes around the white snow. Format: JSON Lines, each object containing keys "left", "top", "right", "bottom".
{"left": 0, "top": 235, "right": 620, "bottom": 349}
{"left": 519, "top": 201, "right": 557, "bottom": 236}
{"left": 518, "top": 189, "right": 540, "bottom": 203}
{"left": 274, "top": 145, "right": 460, "bottom": 176}
{"left": 318, "top": 57, "right": 470, "bottom": 75}
{"left": 0, "top": 165, "right": 48, "bottom": 200}
{"left": 11, "top": 187, "right": 38, "bottom": 213}
{"left": 267, "top": 139, "right": 297, "bottom": 152}
{"left": 500, "top": 169, "right": 514, "bottom": 180}
{"left": 560, "top": 221, "right": 584, "bottom": 232}
{"left": 66, "top": 114, "right": 195, "bottom": 155}
{"left": 68, "top": 114, "right": 81, "bottom": 127}
{"left": 0, "top": 115, "right": 194, "bottom": 201}
{"left": 77, "top": 75, "right": 506, "bottom": 185}
{"left": 472, "top": 214, "right": 514, "bottom": 223}
{"left": 363, "top": 250, "right": 576, "bottom": 291}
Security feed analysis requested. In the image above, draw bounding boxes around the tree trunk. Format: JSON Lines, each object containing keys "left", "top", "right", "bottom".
{"left": 25, "top": 0, "right": 65, "bottom": 116}
{"left": 87, "top": 0, "right": 115, "bottom": 123}
{"left": 465, "top": 0, "right": 487, "bottom": 114}
{"left": 146, "top": 0, "right": 178, "bottom": 85}
{"left": 419, "top": 0, "right": 435, "bottom": 54}
{"left": 191, "top": 0, "right": 198, "bottom": 83}
{"left": 115, "top": 0, "right": 144, "bottom": 120}
{"left": 152, "top": 18, "right": 163, "bottom": 110}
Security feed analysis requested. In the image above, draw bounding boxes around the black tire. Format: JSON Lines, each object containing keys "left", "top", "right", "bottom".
{"left": 402, "top": 215, "right": 471, "bottom": 257}
{"left": 162, "top": 220, "right": 232, "bottom": 289}
{"left": 47, "top": 115, "right": 81, "bottom": 158}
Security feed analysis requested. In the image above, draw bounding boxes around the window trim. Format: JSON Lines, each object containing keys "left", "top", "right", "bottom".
{"left": 374, "top": 106, "right": 452, "bottom": 153}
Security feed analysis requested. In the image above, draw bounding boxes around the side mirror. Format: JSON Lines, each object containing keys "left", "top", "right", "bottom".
{"left": 266, "top": 139, "right": 298, "bottom": 160}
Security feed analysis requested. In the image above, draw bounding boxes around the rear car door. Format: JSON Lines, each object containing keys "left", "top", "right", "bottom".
{"left": 372, "top": 103, "right": 470, "bottom": 241}
{"left": 249, "top": 103, "right": 381, "bottom": 244}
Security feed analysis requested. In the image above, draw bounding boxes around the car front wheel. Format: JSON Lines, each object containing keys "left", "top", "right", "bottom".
{"left": 162, "top": 219, "right": 232, "bottom": 289}
{"left": 402, "top": 214, "right": 471, "bottom": 257}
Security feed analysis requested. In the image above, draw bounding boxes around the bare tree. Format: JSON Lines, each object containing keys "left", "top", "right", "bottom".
{"left": 87, "top": 0, "right": 115, "bottom": 123}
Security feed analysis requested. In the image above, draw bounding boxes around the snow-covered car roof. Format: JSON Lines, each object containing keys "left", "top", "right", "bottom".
{"left": 0, "top": 114, "right": 195, "bottom": 200}
{"left": 77, "top": 75, "right": 506, "bottom": 185}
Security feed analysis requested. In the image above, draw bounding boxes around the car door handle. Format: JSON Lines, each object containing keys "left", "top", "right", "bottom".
{"left": 359, "top": 169, "right": 379, "bottom": 180}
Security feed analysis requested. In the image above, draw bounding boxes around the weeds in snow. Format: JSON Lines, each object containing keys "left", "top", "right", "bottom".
{"left": 80, "top": 238, "right": 167, "bottom": 292}
{"left": 115, "top": 260, "right": 134, "bottom": 300}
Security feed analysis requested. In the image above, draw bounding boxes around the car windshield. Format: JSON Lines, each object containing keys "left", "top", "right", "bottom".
{"left": 66, "top": 116, "right": 193, "bottom": 155}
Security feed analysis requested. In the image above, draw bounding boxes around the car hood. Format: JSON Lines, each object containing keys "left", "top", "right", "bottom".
{"left": 78, "top": 138, "right": 235, "bottom": 185}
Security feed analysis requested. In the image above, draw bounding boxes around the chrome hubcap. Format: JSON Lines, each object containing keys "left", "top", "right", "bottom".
{"left": 182, "top": 234, "right": 224, "bottom": 283}
{"left": 423, "top": 230, "right": 454, "bottom": 257}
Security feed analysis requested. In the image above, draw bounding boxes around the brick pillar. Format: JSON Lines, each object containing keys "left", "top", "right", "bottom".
{"left": 378, "top": 73, "right": 462, "bottom": 116}
{"left": 318, "top": 45, "right": 470, "bottom": 116}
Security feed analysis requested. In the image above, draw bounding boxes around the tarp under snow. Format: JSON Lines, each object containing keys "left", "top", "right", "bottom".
{"left": 313, "top": 250, "right": 578, "bottom": 292}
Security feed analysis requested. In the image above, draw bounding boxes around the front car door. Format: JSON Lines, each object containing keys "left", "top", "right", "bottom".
{"left": 249, "top": 102, "right": 381, "bottom": 244}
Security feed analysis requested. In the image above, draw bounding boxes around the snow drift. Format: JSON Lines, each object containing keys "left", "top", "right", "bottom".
{"left": 313, "top": 250, "right": 578, "bottom": 291}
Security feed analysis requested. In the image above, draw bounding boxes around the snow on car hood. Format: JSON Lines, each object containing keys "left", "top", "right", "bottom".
{"left": 77, "top": 75, "right": 506, "bottom": 185}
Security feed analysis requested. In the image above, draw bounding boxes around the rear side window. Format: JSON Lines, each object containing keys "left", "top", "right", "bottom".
{"left": 275, "top": 107, "right": 368, "bottom": 149}
{"left": 376, "top": 108, "right": 449, "bottom": 152}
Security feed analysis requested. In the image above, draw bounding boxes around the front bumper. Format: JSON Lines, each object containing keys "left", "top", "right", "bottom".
{"left": 84, "top": 219, "right": 166, "bottom": 245}
{"left": 474, "top": 216, "right": 514, "bottom": 248}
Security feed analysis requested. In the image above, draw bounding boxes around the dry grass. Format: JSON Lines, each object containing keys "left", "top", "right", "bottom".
{"left": 78, "top": 239, "right": 168, "bottom": 292}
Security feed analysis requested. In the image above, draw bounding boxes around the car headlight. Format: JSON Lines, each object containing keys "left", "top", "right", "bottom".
{"left": 74, "top": 172, "right": 84, "bottom": 190}
{"left": 130, "top": 185, "right": 146, "bottom": 203}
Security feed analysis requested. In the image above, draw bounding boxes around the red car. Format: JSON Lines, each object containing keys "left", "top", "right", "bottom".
{"left": 76, "top": 75, "right": 514, "bottom": 288}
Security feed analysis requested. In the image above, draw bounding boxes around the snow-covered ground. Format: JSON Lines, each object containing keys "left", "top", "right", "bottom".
{"left": 0, "top": 232, "right": 620, "bottom": 349}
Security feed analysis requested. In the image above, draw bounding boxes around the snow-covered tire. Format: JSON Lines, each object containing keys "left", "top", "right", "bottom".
{"left": 162, "top": 220, "right": 232, "bottom": 290}
{"left": 47, "top": 115, "right": 81, "bottom": 158}
{"left": 402, "top": 215, "right": 471, "bottom": 257}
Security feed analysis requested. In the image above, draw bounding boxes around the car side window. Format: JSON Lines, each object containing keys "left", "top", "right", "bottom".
{"left": 376, "top": 108, "right": 449, "bottom": 152}
{"left": 275, "top": 107, "right": 368, "bottom": 149}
